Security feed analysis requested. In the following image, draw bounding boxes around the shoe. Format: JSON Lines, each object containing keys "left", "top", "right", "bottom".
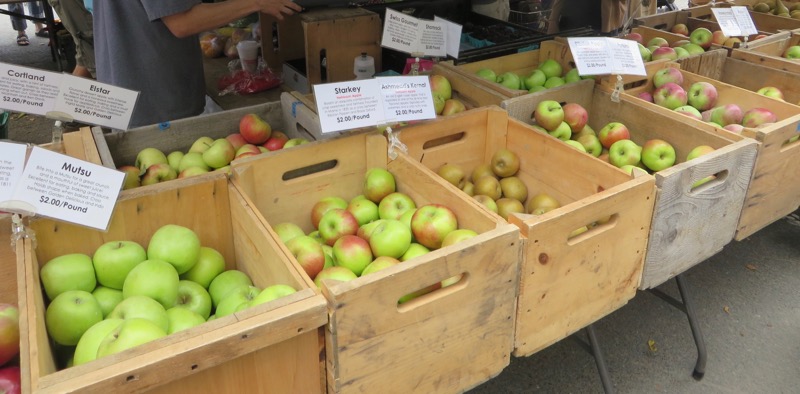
{"left": 35, "top": 29, "right": 49, "bottom": 38}
{"left": 16, "top": 34, "right": 29, "bottom": 46}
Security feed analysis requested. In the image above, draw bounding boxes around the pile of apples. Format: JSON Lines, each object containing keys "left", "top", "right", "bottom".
{"left": 436, "top": 149, "right": 562, "bottom": 221}
{"left": 119, "top": 113, "right": 308, "bottom": 190}
{"left": 39, "top": 224, "right": 296, "bottom": 368}
{"left": 624, "top": 25, "right": 765, "bottom": 63}
{"left": 637, "top": 67, "right": 780, "bottom": 135}
{"left": 474, "top": 59, "right": 586, "bottom": 94}
{"left": 429, "top": 75, "right": 466, "bottom": 116}
{"left": 0, "top": 303, "right": 20, "bottom": 394}
{"left": 782, "top": 44, "right": 800, "bottom": 59}
{"left": 751, "top": 0, "right": 800, "bottom": 18}
{"left": 274, "top": 168, "right": 476, "bottom": 299}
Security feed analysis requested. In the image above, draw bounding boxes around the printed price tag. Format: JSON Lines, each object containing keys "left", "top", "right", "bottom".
{"left": 53, "top": 75, "right": 139, "bottom": 130}
{"left": 382, "top": 9, "right": 448, "bottom": 57}
{"left": 713, "top": 7, "right": 758, "bottom": 37}
{"left": 379, "top": 76, "right": 437, "bottom": 122}
{"left": 315, "top": 79, "right": 383, "bottom": 134}
{"left": 434, "top": 16, "right": 463, "bottom": 58}
{"left": 0, "top": 62, "right": 63, "bottom": 116}
{"left": 11, "top": 147, "right": 124, "bottom": 230}
{"left": 568, "top": 37, "right": 646, "bottom": 76}
{"left": 732, "top": 7, "right": 759, "bottom": 36}
{"left": 0, "top": 142, "right": 27, "bottom": 205}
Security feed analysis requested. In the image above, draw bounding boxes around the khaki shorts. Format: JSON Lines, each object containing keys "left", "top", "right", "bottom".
{"left": 49, "top": 0, "right": 95, "bottom": 77}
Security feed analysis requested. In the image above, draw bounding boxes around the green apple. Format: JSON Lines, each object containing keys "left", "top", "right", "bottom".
{"left": 122, "top": 259, "right": 180, "bottom": 309}
{"left": 45, "top": 290, "right": 103, "bottom": 346}
{"left": 180, "top": 246, "right": 226, "bottom": 289}
{"left": 249, "top": 284, "right": 297, "bottom": 307}
{"left": 92, "top": 286, "right": 123, "bottom": 318}
{"left": 134, "top": 148, "right": 168, "bottom": 175}
{"left": 538, "top": 59, "right": 563, "bottom": 79}
{"left": 166, "top": 307, "right": 206, "bottom": 334}
{"left": 496, "top": 72, "right": 522, "bottom": 90}
{"left": 609, "top": 139, "right": 643, "bottom": 168}
{"left": 529, "top": 85, "right": 547, "bottom": 93}
{"left": 208, "top": 269, "right": 253, "bottom": 307}
{"left": 399, "top": 243, "right": 430, "bottom": 262}
{"left": 544, "top": 76, "right": 566, "bottom": 89}
{"left": 347, "top": 197, "right": 380, "bottom": 226}
{"left": 378, "top": 192, "right": 416, "bottom": 220}
{"left": 368, "top": 219, "right": 413, "bottom": 259}
{"left": 283, "top": 138, "right": 309, "bottom": 148}
{"left": 363, "top": 168, "right": 396, "bottom": 203}
{"left": 202, "top": 138, "right": 236, "bottom": 169}
{"left": 73, "top": 318, "right": 123, "bottom": 366}
{"left": 361, "top": 256, "right": 400, "bottom": 276}
{"left": 441, "top": 229, "right": 478, "bottom": 248}
{"left": 92, "top": 240, "right": 147, "bottom": 290}
{"left": 178, "top": 152, "right": 211, "bottom": 172}
{"left": 215, "top": 285, "right": 261, "bottom": 318}
{"left": 313, "top": 267, "right": 358, "bottom": 288}
{"left": 174, "top": 280, "right": 212, "bottom": 319}
{"left": 322, "top": 244, "right": 335, "bottom": 268}
{"left": 96, "top": 318, "right": 167, "bottom": 358}
{"left": 108, "top": 295, "right": 169, "bottom": 332}
{"left": 475, "top": 68, "right": 497, "bottom": 82}
{"left": 40, "top": 253, "right": 97, "bottom": 301}
{"left": 166, "top": 151, "right": 184, "bottom": 172}
{"left": 0, "top": 304, "right": 19, "bottom": 366}
{"left": 188, "top": 136, "right": 214, "bottom": 154}
{"left": 333, "top": 235, "right": 374, "bottom": 276}
{"left": 147, "top": 224, "right": 202, "bottom": 275}
{"left": 564, "top": 68, "right": 581, "bottom": 83}
{"left": 564, "top": 140, "right": 587, "bottom": 152}
{"left": 273, "top": 222, "right": 306, "bottom": 244}
{"left": 522, "top": 69, "right": 546, "bottom": 90}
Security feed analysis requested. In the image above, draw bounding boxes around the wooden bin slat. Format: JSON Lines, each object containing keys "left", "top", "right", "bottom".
{"left": 731, "top": 30, "right": 800, "bottom": 74}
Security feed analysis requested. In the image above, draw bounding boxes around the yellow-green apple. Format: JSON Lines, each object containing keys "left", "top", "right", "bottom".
{"left": 40, "top": 253, "right": 96, "bottom": 300}
{"left": 609, "top": 139, "right": 643, "bottom": 168}
{"left": 174, "top": 280, "right": 212, "bottom": 319}
{"left": 225, "top": 133, "right": 247, "bottom": 151}
{"left": 286, "top": 235, "right": 326, "bottom": 279}
{"left": 147, "top": 224, "right": 201, "bottom": 275}
{"left": 689, "top": 27, "right": 713, "bottom": 49}
{"left": 784, "top": 45, "right": 800, "bottom": 59}
{"left": 496, "top": 72, "right": 522, "bottom": 90}
{"left": 400, "top": 243, "right": 430, "bottom": 261}
{"left": 203, "top": 138, "right": 236, "bottom": 169}
{"left": 675, "top": 47, "right": 691, "bottom": 59}
{"left": 461, "top": 181, "right": 474, "bottom": 196}
{"left": 364, "top": 168, "right": 396, "bottom": 203}
{"left": 724, "top": 124, "right": 745, "bottom": 133}
{"left": 670, "top": 39, "right": 690, "bottom": 48}
{"left": 523, "top": 69, "right": 547, "bottom": 90}
{"left": 496, "top": 197, "right": 525, "bottom": 220}
{"left": 178, "top": 152, "right": 210, "bottom": 172}
{"left": 652, "top": 47, "right": 678, "bottom": 61}
{"left": 239, "top": 113, "right": 272, "bottom": 144}
{"left": 378, "top": 192, "right": 416, "bottom": 220}
{"left": 538, "top": 59, "right": 563, "bottom": 79}
{"left": 686, "top": 145, "right": 715, "bottom": 161}
{"left": 141, "top": 163, "right": 178, "bottom": 186}
{"left": 437, "top": 163, "right": 466, "bottom": 188}
{"left": 234, "top": 144, "right": 261, "bottom": 159}
{"left": 638, "top": 43, "right": 652, "bottom": 62}
{"left": 598, "top": 122, "right": 631, "bottom": 149}
{"left": 45, "top": 290, "right": 103, "bottom": 346}
{"left": 563, "top": 103, "right": 588, "bottom": 132}
{"left": 641, "top": 139, "right": 676, "bottom": 171}
{"left": 723, "top": 37, "right": 742, "bottom": 48}
{"left": 91, "top": 240, "right": 146, "bottom": 290}
{"left": 572, "top": 124, "right": 596, "bottom": 140}
{"left": 564, "top": 140, "right": 587, "bottom": 153}
{"left": 135, "top": 148, "right": 168, "bottom": 175}
{"left": 577, "top": 134, "right": 603, "bottom": 157}
{"left": 473, "top": 194, "right": 499, "bottom": 213}
{"left": 188, "top": 137, "right": 214, "bottom": 154}
{"left": 671, "top": 23, "right": 689, "bottom": 36}
{"left": 122, "top": 259, "right": 180, "bottom": 309}
{"left": 441, "top": 99, "right": 466, "bottom": 116}
{"left": 491, "top": 148, "right": 520, "bottom": 177}
{"left": 208, "top": 270, "right": 253, "bottom": 307}
{"left": 347, "top": 197, "right": 379, "bottom": 226}
{"left": 356, "top": 219, "right": 384, "bottom": 242}
{"left": 527, "top": 193, "right": 560, "bottom": 215}
{"left": 311, "top": 196, "right": 348, "bottom": 229}
{"left": 647, "top": 37, "right": 669, "bottom": 48}
{"left": 653, "top": 67, "right": 684, "bottom": 88}
{"left": 441, "top": 229, "right": 477, "bottom": 248}
{"left": 618, "top": 164, "right": 637, "bottom": 175}
{"left": 544, "top": 76, "right": 566, "bottom": 89}
{"left": 215, "top": 165, "right": 231, "bottom": 174}
{"left": 95, "top": 318, "right": 167, "bottom": 358}
{"left": 361, "top": 256, "right": 400, "bottom": 276}
{"left": 548, "top": 121, "right": 572, "bottom": 140}
{"left": 263, "top": 131, "right": 289, "bottom": 151}
{"left": 73, "top": 318, "right": 123, "bottom": 365}
{"left": 623, "top": 32, "right": 644, "bottom": 44}
{"left": 529, "top": 85, "right": 548, "bottom": 93}
{"left": 675, "top": 105, "right": 703, "bottom": 120}
{"left": 564, "top": 68, "right": 581, "bottom": 84}
{"left": 322, "top": 244, "right": 335, "bottom": 268}
{"left": 680, "top": 43, "right": 705, "bottom": 56}
{"left": 274, "top": 222, "right": 305, "bottom": 244}
{"left": 214, "top": 285, "right": 261, "bottom": 317}
{"left": 742, "top": 108, "right": 778, "bottom": 127}
{"left": 333, "top": 235, "right": 373, "bottom": 275}
{"left": 283, "top": 138, "right": 309, "bottom": 148}
{"left": 166, "top": 151, "right": 184, "bottom": 172}
{"left": 471, "top": 163, "right": 496, "bottom": 181}
{"left": 475, "top": 68, "right": 497, "bottom": 82}
{"left": 368, "top": 219, "right": 413, "bottom": 258}
{"left": 180, "top": 247, "right": 226, "bottom": 289}
{"left": 313, "top": 267, "right": 357, "bottom": 288}
{"left": 92, "top": 286, "right": 123, "bottom": 318}
{"left": 165, "top": 307, "right": 205, "bottom": 334}
{"left": 637, "top": 91, "right": 654, "bottom": 103}
{"left": 473, "top": 175, "right": 502, "bottom": 200}
{"left": 534, "top": 100, "right": 564, "bottom": 131}
{"left": 757, "top": 86, "right": 785, "bottom": 100}
{"left": 647, "top": 45, "right": 661, "bottom": 54}
{"left": 249, "top": 284, "right": 297, "bottom": 308}
{"left": 433, "top": 95, "right": 446, "bottom": 115}
{"left": 178, "top": 167, "right": 210, "bottom": 179}
{"left": 430, "top": 74, "right": 452, "bottom": 100}
{"left": 399, "top": 208, "right": 417, "bottom": 231}
{"left": 702, "top": 104, "right": 743, "bottom": 126}
{"left": 499, "top": 176, "right": 528, "bottom": 202}
{"left": 687, "top": 82, "right": 718, "bottom": 111}
{"left": 319, "top": 208, "right": 359, "bottom": 246}
{"left": 118, "top": 166, "right": 140, "bottom": 190}
{"left": 0, "top": 304, "right": 19, "bottom": 365}
{"left": 411, "top": 204, "right": 458, "bottom": 250}
{"left": 653, "top": 82, "right": 688, "bottom": 110}
{"left": 711, "top": 30, "right": 728, "bottom": 45}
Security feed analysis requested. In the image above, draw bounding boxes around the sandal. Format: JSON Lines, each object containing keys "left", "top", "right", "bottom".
{"left": 35, "top": 29, "right": 49, "bottom": 38}
{"left": 16, "top": 34, "right": 29, "bottom": 46}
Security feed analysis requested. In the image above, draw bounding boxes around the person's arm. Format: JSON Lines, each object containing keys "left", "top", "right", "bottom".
{"left": 162, "top": 0, "right": 302, "bottom": 38}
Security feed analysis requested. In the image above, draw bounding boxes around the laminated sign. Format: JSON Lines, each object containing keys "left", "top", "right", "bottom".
{"left": 381, "top": 8, "right": 462, "bottom": 58}
{"left": 567, "top": 37, "right": 647, "bottom": 77}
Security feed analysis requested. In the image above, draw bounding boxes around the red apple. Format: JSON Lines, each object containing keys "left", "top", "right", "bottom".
{"left": 332, "top": 235, "right": 373, "bottom": 276}
{"left": 741, "top": 108, "right": 777, "bottom": 128}
{"left": 0, "top": 366, "right": 20, "bottom": 394}
{"left": 711, "top": 30, "right": 728, "bottom": 45}
{"left": 239, "top": 113, "right": 272, "bottom": 144}
{"left": 263, "top": 131, "right": 289, "bottom": 151}
{"left": 623, "top": 32, "right": 644, "bottom": 44}
{"left": 597, "top": 122, "right": 631, "bottom": 149}
{"left": 410, "top": 204, "right": 458, "bottom": 250}
{"left": 562, "top": 103, "right": 588, "bottom": 133}
{"left": 318, "top": 208, "right": 359, "bottom": 246}
{"left": 286, "top": 235, "right": 326, "bottom": 279}
{"left": 671, "top": 24, "right": 689, "bottom": 36}
{"left": 311, "top": 197, "right": 348, "bottom": 229}
{"left": 225, "top": 133, "right": 248, "bottom": 151}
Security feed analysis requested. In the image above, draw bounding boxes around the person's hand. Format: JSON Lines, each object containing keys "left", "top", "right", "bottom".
{"left": 256, "top": 0, "right": 302, "bottom": 20}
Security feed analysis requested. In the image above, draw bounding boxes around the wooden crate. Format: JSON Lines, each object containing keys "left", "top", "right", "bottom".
{"left": 503, "top": 83, "right": 758, "bottom": 289}
{"left": 230, "top": 133, "right": 521, "bottom": 393}
{"left": 17, "top": 174, "right": 328, "bottom": 393}
{"left": 394, "top": 106, "right": 656, "bottom": 356}
{"left": 618, "top": 62, "right": 800, "bottom": 240}
{"left": 731, "top": 30, "right": 800, "bottom": 74}
{"left": 681, "top": 55, "right": 800, "bottom": 103}
{"left": 280, "top": 65, "right": 509, "bottom": 141}
{"left": 623, "top": 27, "right": 730, "bottom": 80}
{"left": 437, "top": 40, "right": 575, "bottom": 98}
{"left": 691, "top": 3, "right": 800, "bottom": 33}
{"left": 1, "top": 127, "right": 101, "bottom": 305}
{"left": 634, "top": 10, "right": 771, "bottom": 50}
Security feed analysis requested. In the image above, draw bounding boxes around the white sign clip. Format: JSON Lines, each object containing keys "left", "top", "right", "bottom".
{"left": 10, "top": 213, "right": 36, "bottom": 249}
{"left": 385, "top": 126, "right": 408, "bottom": 160}
{"left": 611, "top": 75, "right": 624, "bottom": 103}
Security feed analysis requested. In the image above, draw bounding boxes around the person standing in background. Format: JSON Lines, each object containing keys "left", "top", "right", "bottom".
{"left": 601, "top": 0, "right": 657, "bottom": 34}
{"left": 48, "top": 0, "right": 95, "bottom": 78}
{"left": 8, "top": 2, "right": 48, "bottom": 46}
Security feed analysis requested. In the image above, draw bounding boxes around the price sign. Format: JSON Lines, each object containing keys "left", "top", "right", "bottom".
{"left": 434, "top": 16, "right": 463, "bottom": 58}
{"left": 732, "top": 7, "right": 758, "bottom": 36}
{"left": 0, "top": 62, "right": 63, "bottom": 116}
{"left": 712, "top": 7, "right": 758, "bottom": 37}
{"left": 11, "top": 147, "right": 124, "bottom": 230}
{"left": 53, "top": 75, "right": 139, "bottom": 130}
{"left": 382, "top": 9, "right": 448, "bottom": 57}
{"left": 315, "top": 79, "right": 383, "bottom": 133}
{"left": 568, "top": 37, "right": 646, "bottom": 76}
{"left": 0, "top": 142, "right": 27, "bottom": 205}
{"left": 379, "top": 76, "right": 437, "bottom": 122}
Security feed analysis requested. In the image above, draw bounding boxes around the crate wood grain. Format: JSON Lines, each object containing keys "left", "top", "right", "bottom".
{"left": 18, "top": 174, "right": 328, "bottom": 393}
{"left": 634, "top": 10, "right": 771, "bottom": 49}
{"left": 0, "top": 128, "right": 101, "bottom": 305}
{"left": 230, "top": 133, "right": 521, "bottom": 393}
{"left": 731, "top": 30, "right": 800, "bottom": 74}
{"left": 618, "top": 62, "right": 800, "bottom": 240}
{"left": 393, "top": 106, "right": 656, "bottom": 356}
{"left": 680, "top": 55, "right": 800, "bottom": 103}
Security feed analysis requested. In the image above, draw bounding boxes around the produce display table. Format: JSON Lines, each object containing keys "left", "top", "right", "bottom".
{"left": 202, "top": 56, "right": 286, "bottom": 111}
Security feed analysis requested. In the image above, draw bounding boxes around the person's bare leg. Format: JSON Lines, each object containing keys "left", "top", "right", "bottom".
{"left": 72, "top": 65, "right": 92, "bottom": 78}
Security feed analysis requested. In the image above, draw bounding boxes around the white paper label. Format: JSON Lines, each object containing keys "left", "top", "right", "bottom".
{"left": 713, "top": 7, "right": 758, "bottom": 37}
{"left": 434, "top": 16, "right": 463, "bottom": 58}
{"left": 382, "top": 9, "right": 448, "bottom": 57}
{"left": 0, "top": 62, "right": 63, "bottom": 116}
{"left": 11, "top": 147, "right": 124, "bottom": 230}
{"left": 315, "top": 76, "right": 436, "bottom": 134}
{"left": 732, "top": 7, "right": 759, "bottom": 36}
{"left": 0, "top": 142, "right": 27, "bottom": 204}
{"left": 53, "top": 75, "right": 139, "bottom": 130}
{"left": 568, "top": 37, "right": 646, "bottom": 76}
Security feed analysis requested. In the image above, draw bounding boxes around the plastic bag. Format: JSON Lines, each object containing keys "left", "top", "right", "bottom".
{"left": 217, "top": 58, "right": 282, "bottom": 96}
{"left": 200, "top": 32, "right": 227, "bottom": 58}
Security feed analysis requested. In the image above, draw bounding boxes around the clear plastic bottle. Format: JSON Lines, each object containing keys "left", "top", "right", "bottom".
{"left": 50, "top": 120, "right": 64, "bottom": 153}
{"left": 354, "top": 52, "right": 375, "bottom": 80}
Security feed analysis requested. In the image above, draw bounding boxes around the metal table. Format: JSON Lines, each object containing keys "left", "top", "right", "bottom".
{"left": 0, "top": 0, "right": 61, "bottom": 70}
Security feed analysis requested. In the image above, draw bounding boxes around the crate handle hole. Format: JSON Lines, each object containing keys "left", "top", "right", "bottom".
{"left": 396, "top": 273, "right": 469, "bottom": 313}
{"left": 689, "top": 170, "right": 729, "bottom": 194}
{"left": 780, "top": 135, "right": 800, "bottom": 152}
{"left": 654, "top": 23, "right": 668, "bottom": 30}
{"left": 191, "top": 364, "right": 198, "bottom": 370}
{"left": 282, "top": 160, "right": 338, "bottom": 181}
{"left": 567, "top": 213, "right": 618, "bottom": 245}
{"left": 126, "top": 375, "right": 137, "bottom": 382}
{"left": 422, "top": 131, "right": 466, "bottom": 150}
